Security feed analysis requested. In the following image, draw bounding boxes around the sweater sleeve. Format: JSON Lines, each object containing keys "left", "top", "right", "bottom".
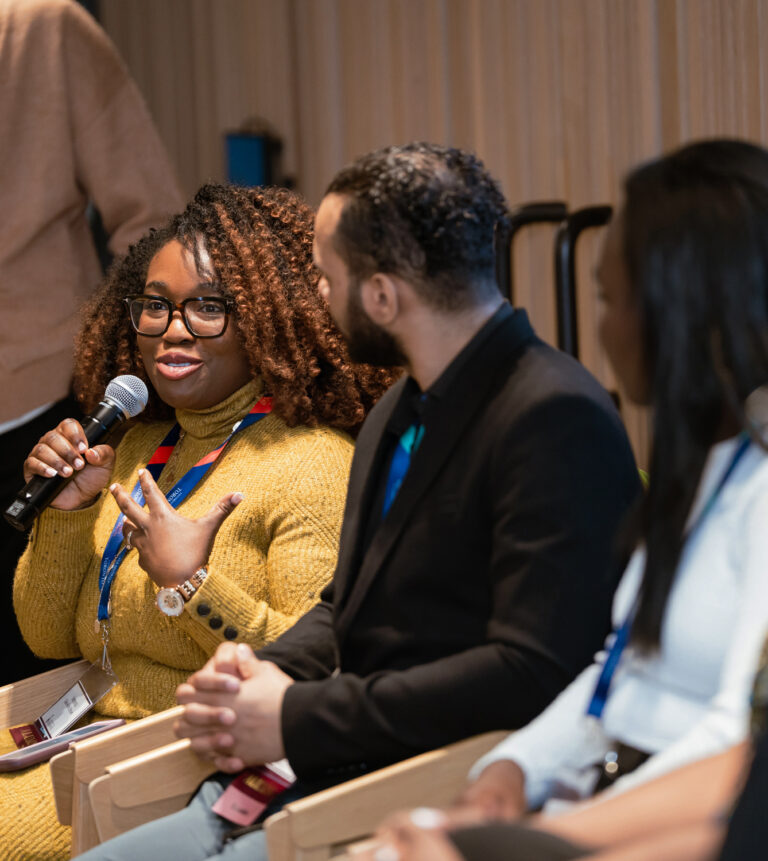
{"left": 61, "top": 1, "right": 183, "bottom": 253}
{"left": 174, "top": 432, "right": 352, "bottom": 654}
{"left": 468, "top": 663, "right": 609, "bottom": 809}
{"left": 13, "top": 501, "right": 103, "bottom": 659}
{"left": 605, "top": 483, "right": 768, "bottom": 797}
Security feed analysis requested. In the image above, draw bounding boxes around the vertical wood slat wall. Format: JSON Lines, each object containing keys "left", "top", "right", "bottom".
{"left": 100, "top": 0, "right": 768, "bottom": 466}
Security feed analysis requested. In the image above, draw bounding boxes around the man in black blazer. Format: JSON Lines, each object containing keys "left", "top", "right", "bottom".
{"left": 80, "top": 144, "right": 640, "bottom": 861}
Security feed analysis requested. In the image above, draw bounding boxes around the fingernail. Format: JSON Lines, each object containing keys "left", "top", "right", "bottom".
{"left": 236, "top": 643, "right": 252, "bottom": 660}
{"left": 138, "top": 469, "right": 145, "bottom": 477}
{"left": 45, "top": 467, "right": 56, "bottom": 477}
{"left": 61, "top": 465, "right": 72, "bottom": 476}
{"left": 218, "top": 712, "right": 235, "bottom": 726}
{"left": 376, "top": 844, "right": 404, "bottom": 861}
{"left": 109, "top": 483, "right": 117, "bottom": 492}
{"left": 231, "top": 492, "right": 244, "bottom": 504}
{"left": 409, "top": 808, "right": 449, "bottom": 829}
{"left": 78, "top": 442, "right": 87, "bottom": 452}
{"left": 74, "top": 458, "right": 84, "bottom": 469}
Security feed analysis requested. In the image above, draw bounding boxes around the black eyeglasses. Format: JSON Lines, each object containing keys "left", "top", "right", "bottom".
{"left": 124, "top": 295, "right": 235, "bottom": 338}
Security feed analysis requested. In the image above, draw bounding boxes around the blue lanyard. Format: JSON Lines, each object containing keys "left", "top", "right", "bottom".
{"left": 586, "top": 432, "right": 752, "bottom": 720}
{"left": 97, "top": 398, "right": 272, "bottom": 623}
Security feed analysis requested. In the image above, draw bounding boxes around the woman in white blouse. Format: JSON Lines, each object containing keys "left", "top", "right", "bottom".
{"left": 362, "top": 140, "right": 768, "bottom": 861}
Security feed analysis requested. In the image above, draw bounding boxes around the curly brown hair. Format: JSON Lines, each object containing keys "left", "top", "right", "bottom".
{"left": 73, "top": 184, "right": 398, "bottom": 435}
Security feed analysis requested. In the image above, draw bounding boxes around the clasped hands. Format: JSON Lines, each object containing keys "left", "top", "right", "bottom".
{"left": 173, "top": 642, "right": 293, "bottom": 772}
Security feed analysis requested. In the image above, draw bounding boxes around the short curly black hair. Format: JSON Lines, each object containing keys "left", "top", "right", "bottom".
{"left": 326, "top": 142, "right": 510, "bottom": 310}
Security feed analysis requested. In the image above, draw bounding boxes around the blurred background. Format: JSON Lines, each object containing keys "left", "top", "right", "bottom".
{"left": 89, "top": 0, "right": 768, "bottom": 465}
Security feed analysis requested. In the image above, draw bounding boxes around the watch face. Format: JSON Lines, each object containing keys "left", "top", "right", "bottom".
{"left": 156, "top": 588, "right": 184, "bottom": 617}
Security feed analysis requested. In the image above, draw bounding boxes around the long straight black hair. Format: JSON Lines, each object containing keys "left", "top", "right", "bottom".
{"left": 626, "top": 139, "right": 768, "bottom": 649}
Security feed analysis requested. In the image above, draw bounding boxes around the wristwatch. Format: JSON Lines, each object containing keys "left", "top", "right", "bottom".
{"left": 156, "top": 567, "right": 208, "bottom": 617}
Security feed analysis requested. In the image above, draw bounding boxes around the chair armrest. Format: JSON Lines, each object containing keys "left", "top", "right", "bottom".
{"left": 49, "top": 749, "right": 75, "bottom": 825}
{"left": 89, "top": 738, "right": 217, "bottom": 843}
{"left": 266, "top": 730, "right": 509, "bottom": 854}
{"left": 71, "top": 705, "right": 185, "bottom": 786}
{"left": 90, "top": 728, "right": 509, "bottom": 854}
{"left": 50, "top": 749, "right": 76, "bottom": 825}
{"left": 0, "top": 660, "right": 90, "bottom": 727}
{"left": 51, "top": 705, "right": 184, "bottom": 829}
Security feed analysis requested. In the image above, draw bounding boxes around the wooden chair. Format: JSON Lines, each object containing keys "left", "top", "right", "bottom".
{"left": 51, "top": 706, "right": 183, "bottom": 856}
{"left": 88, "top": 738, "right": 217, "bottom": 846}
{"left": 87, "top": 729, "right": 508, "bottom": 859}
{"left": 0, "top": 656, "right": 186, "bottom": 856}
{"left": 0, "top": 659, "right": 90, "bottom": 729}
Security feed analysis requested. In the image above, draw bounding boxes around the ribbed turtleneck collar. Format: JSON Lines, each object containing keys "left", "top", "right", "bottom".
{"left": 174, "top": 380, "right": 264, "bottom": 442}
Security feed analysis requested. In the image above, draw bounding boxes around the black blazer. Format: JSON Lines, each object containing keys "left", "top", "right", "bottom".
{"left": 258, "top": 306, "right": 640, "bottom": 782}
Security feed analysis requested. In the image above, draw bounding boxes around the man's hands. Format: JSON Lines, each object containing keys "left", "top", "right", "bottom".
{"left": 174, "top": 642, "right": 293, "bottom": 772}
{"left": 110, "top": 468, "right": 243, "bottom": 587}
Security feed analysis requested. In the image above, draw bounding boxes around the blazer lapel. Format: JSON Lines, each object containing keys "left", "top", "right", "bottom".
{"left": 331, "top": 378, "right": 406, "bottom": 613}
{"left": 336, "top": 307, "right": 537, "bottom": 639}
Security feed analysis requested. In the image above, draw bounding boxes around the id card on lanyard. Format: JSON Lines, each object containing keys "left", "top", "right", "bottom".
{"left": 95, "top": 396, "right": 273, "bottom": 671}
{"left": 586, "top": 432, "right": 752, "bottom": 721}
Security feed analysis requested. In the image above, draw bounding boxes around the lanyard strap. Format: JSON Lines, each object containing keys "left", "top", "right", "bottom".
{"left": 586, "top": 432, "right": 752, "bottom": 720}
{"left": 97, "top": 396, "right": 273, "bottom": 622}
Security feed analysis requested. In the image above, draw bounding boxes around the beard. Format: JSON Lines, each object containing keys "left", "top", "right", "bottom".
{"left": 343, "top": 283, "right": 407, "bottom": 368}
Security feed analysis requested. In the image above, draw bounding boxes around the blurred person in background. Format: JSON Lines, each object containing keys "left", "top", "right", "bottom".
{"left": 0, "top": 0, "right": 184, "bottom": 682}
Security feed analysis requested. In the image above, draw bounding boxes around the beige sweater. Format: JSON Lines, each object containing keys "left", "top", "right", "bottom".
{"left": 0, "top": 0, "right": 183, "bottom": 423}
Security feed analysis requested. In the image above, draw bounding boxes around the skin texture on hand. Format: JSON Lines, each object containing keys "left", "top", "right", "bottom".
{"left": 536, "top": 743, "right": 749, "bottom": 851}
{"left": 355, "top": 817, "right": 464, "bottom": 861}
{"left": 348, "top": 722, "right": 749, "bottom": 861}
{"left": 450, "top": 759, "right": 528, "bottom": 823}
{"left": 578, "top": 821, "right": 725, "bottom": 861}
{"left": 174, "top": 642, "right": 292, "bottom": 771}
{"left": 352, "top": 819, "right": 724, "bottom": 861}
{"left": 109, "top": 467, "right": 243, "bottom": 587}
{"left": 24, "top": 417, "right": 115, "bottom": 509}
{"left": 358, "top": 761, "right": 528, "bottom": 861}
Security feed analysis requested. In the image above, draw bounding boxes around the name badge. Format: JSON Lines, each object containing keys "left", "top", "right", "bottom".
{"left": 9, "top": 663, "right": 117, "bottom": 749}
{"left": 212, "top": 760, "right": 295, "bottom": 826}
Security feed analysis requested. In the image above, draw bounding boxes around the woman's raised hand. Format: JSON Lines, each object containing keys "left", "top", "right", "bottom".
{"left": 109, "top": 468, "right": 243, "bottom": 588}
{"left": 23, "top": 418, "right": 116, "bottom": 510}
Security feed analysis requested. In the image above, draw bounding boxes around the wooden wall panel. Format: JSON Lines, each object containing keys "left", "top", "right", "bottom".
{"left": 101, "top": 0, "right": 297, "bottom": 190}
{"left": 98, "top": 0, "right": 768, "bottom": 466}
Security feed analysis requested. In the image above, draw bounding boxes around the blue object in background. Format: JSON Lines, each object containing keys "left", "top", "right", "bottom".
{"left": 226, "top": 134, "right": 274, "bottom": 187}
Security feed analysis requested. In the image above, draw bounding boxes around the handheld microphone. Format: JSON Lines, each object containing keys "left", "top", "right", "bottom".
{"left": 4, "top": 375, "right": 149, "bottom": 532}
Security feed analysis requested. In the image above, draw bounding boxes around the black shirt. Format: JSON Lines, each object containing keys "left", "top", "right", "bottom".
{"left": 360, "top": 302, "right": 512, "bottom": 554}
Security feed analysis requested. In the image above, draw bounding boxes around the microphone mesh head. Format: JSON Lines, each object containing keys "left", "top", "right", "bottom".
{"left": 105, "top": 375, "right": 149, "bottom": 419}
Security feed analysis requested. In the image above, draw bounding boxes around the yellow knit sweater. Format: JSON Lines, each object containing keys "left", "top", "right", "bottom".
{"left": 3, "top": 380, "right": 352, "bottom": 859}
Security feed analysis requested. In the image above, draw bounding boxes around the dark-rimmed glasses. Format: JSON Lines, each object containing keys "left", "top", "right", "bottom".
{"left": 124, "top": 294, "right": 235, "bottom": 338}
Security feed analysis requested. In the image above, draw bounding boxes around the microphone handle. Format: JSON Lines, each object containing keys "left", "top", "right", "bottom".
{"left": 3, "top": 400, "right": 126, "bottom": 532}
